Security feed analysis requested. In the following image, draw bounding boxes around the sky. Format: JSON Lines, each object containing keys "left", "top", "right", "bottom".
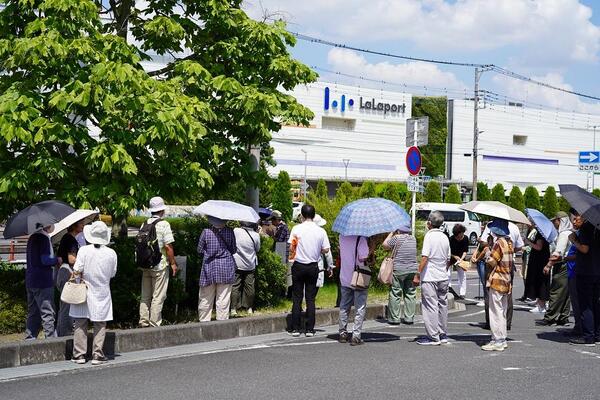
{"left": 244, "top": 0, "right": 600, "bottom": 116}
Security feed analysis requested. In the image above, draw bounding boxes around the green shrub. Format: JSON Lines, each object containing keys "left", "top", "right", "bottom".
{"left": 271, "top": 171, "right": 293, "bottom": 221}
{"left": 424, "top": 181, "right": 441, "bottom": 202}
{"left": 524, "top": 186, "right": 541, "bottom": 210}
{"left": 476, "top": 182, "right": 490, "bottom": 201}
{"left": 593, "top": 189, "right": 600, "bottom": 199}
{"left": 444, "top": 184, "right": 461, "bottom": 204}
{"left": 491, "top": 183, "right": 506, "bottom": 203}
{"left": 255, "top": 236, "right": 287, "bottom": 307}
{"left": 360, "top": 181, "right": 377, "bottom": 198}
{"left": 0, "top": 263, "right": 27, "bottom": 334}
{"left": 558, "top": 196, "right": 571, "bottom": 213}
{"left": 314, "top": 179, "right": 328, "bottom": 199}
{"left": 508, "top": 186, "right": 524, "bottom": 212}
{"left": 542, "top": 186, "right": 558, "bottom": 218}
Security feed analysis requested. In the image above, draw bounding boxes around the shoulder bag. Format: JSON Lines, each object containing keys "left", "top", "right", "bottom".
{"left": 60, "top": 272, "right": 87, "bottom": 305}
{"left": 378, "top": 235, "right": 405, "bottom": 285}
{"left": 351, "top": 237, "right": 372, "bottom": 290}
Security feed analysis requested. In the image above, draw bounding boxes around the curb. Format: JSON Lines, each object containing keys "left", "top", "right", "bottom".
{"left": 0, "top": 297, "right": 454, "bottom": 369}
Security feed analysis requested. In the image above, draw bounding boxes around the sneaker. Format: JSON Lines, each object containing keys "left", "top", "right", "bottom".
{"left": 230, "top": 309, "right": 238, "bottom": 317}
{"left": 338, "top": 331, "right": 349, "bottom": 343}
{"left": 350, "top": 337, "right": 364, "bottom": 346}
{"left": 476, "top": 301, "right": 485, "bottom": 307}
{"left": 563, "top": 330, "right": 582, "bottom": 337}
{"left": 401, "top": 319, "right": 414, "bottom": 325}
{"left": 247, "top": 308, "right": 253, "bottom": 315}
{"left": 72, "top": 357, "right": 86, "bottom": 365}
{"left": 570, "top": 337, "right": 595, "bottom": 346}
{"left": 91, "top": 357, "right": 107, "bottom": 366}
{"left": 288, "top": 330, "right": 301, "bottom": 337}
{"left": 388, "top": 321, "right": 401, "bottom": 326}
{"left": 535, "top": 319, "right": 554, "bottom": 326}
{"left": 481, "top": 341, "right": 505, "bottom": 352}
{"left": 529, "top": 305, "right": 545, "bottom": 314}
{"left": 305, "top": 331, "right": 315, "bottom": 337}
{"left": 416, "top": 337, "right": 441, "bottom": 346}
{"left": 440, "top": 334, "right": 449, "bottom": 344}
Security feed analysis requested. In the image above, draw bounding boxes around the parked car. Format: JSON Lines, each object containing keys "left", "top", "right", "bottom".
{"left": 292, "top": 201, "right": 304, "bottom": 221}
{"left": 414, "top": 202, "right": 482, "bottom": 245}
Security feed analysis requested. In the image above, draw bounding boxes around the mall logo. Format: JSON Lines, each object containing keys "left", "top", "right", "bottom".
{"left": 323, "top": 87, "right": 406, "bottom": 115}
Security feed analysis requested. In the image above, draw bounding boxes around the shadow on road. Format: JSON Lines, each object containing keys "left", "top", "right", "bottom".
{"left": 536, "top": 331, "right": 570, "bottom": 344}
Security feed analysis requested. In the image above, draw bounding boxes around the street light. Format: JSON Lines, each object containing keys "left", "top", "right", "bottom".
{"left": 342, "top": 159, "right": 350, "bottom": 181}
{"left": 301, "top": 149, "right": 308, "bottom": 200}
{"left": 589, "top": 125, "right": 598, "bottom": 191}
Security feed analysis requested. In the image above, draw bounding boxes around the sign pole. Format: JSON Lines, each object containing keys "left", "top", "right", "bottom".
{"left": 411, "top": 120, "right": 418, "bottom": 236}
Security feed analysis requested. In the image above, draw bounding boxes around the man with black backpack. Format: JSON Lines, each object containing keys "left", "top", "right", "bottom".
{"left": 137, "top": 197, "right": 177, "bottom": 327}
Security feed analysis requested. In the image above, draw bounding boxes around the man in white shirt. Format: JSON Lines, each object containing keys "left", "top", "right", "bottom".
{"left": 139, "top": 197, "right": 177, "bottom": 327}
{"left": 231, "top": 223, "right": 261, "bottom": 316}
{"left": 414, "top": 211, "right": 452, "bottom": 345}
{"left": 288, "top": 204, "right": 331, "bottom": 337}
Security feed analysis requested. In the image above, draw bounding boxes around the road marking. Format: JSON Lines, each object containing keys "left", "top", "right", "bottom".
{"left": 456, "top": 310, "right": 485, "bottom": 318}
{"left": 503, "top": 367, "right": 521, "bottom": 371}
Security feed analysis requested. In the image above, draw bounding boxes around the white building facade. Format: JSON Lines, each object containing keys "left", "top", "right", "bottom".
{"left": 269, "top": 82, "right": 413, "bottom": 182}
{"left": 447, "top": 99, "right": 600, "bottom": 192}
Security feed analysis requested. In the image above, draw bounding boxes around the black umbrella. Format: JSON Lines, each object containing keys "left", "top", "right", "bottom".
{"left": 3, "top": 200, "right": 76, "bottom": 239}
{"left": 559, "top": 184, "right": 600, "bottom": 229}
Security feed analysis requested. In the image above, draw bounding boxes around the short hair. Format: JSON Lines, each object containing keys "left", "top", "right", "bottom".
{"left": 428, "top": 211, "right": 444, "bottom": 229}
{"left": 569, "top": 208, "right": 580, "bottom": 217}
{"left": 301, "top": 204, "right": 316, "bottom": 219}
{"left": 452, "top": 223, "right": 466, "bottom": 236}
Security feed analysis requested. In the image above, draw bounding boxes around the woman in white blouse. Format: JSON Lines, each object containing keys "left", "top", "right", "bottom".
{"left": 69, "top": 221, "right": 117, "bottom": 365}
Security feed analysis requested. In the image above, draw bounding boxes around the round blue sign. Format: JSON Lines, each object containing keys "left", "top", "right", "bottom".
{"left": 406, "top": 146, "right": 422, "bottom": 176}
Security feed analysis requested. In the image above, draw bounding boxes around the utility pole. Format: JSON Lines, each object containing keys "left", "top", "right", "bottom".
{"left": 301, "top": 149, "right": 308, "bottom": 200}
{"left": 245, "top": 146, "right": 260, "bottom": 210}
{"left": 343, "top": 159, "right": 350, "bottom": 181}
{"left": 591, "top": 125, "right": 598, "bottom": 191}
{"left": 472, "top": 67, "right": 481, "bottom": 201}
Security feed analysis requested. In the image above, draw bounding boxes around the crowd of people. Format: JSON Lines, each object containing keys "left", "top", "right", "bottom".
{"left": 21, "top": 194, "right": 600, "bottom": 365}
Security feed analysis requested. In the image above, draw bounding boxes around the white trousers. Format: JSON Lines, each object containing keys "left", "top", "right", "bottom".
{"left": 198, "top": 284, "right": 232, "bottom": 322}
{"left": 489, "top": 288, "right": 509, "bottom": 342}
{"left": 448, "top": 268, "right": 467, "bottom": 296}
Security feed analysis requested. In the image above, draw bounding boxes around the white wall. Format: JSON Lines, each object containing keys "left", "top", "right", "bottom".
{"left": 270, "top": 82, "right": 413, "bottom": 182}
{"left": 449, "top": 99, "right": 600, "bottom": 192}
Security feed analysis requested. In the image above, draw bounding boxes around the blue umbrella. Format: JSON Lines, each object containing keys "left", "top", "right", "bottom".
{"left": 525, "top": 208, "right": 558, "bottom": 243}
{"left": 258, "top": 207, "right": 272, "bottom": 219}
{"left": 332, "top": 198, "right": 411, "bottom": 237}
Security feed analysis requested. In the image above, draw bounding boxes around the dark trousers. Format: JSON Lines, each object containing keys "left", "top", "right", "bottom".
{"left": 543, "top": 265, "right": 570, "bottom": 323}
{"left": 231, "top": 270, "right": 255, "bottom": 310}
{"left": 576, "top": 275, "right": 600, "bottom": 342}
{"left": 291, "top": 261, "right": 319, "bottom": 332}
{"left": 485, "top": 269, "right": 513, "bottom": 329}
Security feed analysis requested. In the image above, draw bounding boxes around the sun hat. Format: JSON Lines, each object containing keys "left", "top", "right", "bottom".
{"left": 269, "top": 210, "right": 283, "bottom": 220}
{"left": 551, "top": 211, "right": 569, "bottom": 221}
{"left": 83, "top": 221, "right": 111, "bottom": 245}
{"left": 488, "top": 218, "right": 509, "bottom": 237}
{"left": 148, "top": 196, "right": 167, "bottom": 213}
{"left": 314, "top": 214, "right": 327, "bottom": 227}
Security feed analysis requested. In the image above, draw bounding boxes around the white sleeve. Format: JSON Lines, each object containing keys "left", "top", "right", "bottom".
{"left": 73, "top": 248, "right": 85, "bottom": 273}
{"left": 553, "top": 232, "right": 570, "bottom": 256}
{"left": 480, "top": 226, "right": 490, "bottom": 243}
{"left": 421, "top": 234, "right": 431, "bottom": 257}
{"left": 322, "top": 230, "right": 331, "bottom": 251}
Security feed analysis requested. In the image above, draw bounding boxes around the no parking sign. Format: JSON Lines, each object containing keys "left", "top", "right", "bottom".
{"left": 406, "top": 146, "right": 422, "bottom": 176}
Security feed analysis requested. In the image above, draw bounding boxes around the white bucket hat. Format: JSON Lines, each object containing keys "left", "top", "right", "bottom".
{"left": 314, "top": 214, "right": 327, "bottom": 227}
{"left": 149, "top": 196, "right": 167, "bottom": 213}
{"left": 83, "top": 221, "right": 111, "bottom": 245}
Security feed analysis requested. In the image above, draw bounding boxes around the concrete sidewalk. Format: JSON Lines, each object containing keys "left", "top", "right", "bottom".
{"left": 0, "top": 297, "right": 458, "bottom": 369}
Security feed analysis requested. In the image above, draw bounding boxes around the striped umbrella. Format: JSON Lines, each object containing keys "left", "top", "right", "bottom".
{"left": 332, "top": 198, "right": 411, "bottom": 237}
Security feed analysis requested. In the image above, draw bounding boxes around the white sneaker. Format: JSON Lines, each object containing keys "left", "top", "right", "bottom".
{"left": 247, "top": 308, "right": 253, "bottom": 314}
{"left": 529, "top": 305, "right": 545, "bottom": 313}
{"left": 230, "top": 309, "right": 237, "bottom": 317}
{"left": 476, "top": 301, "right": 485, "bottom": 307}
{"left": 481, "top": 341, "right": 505, "bottom": 352}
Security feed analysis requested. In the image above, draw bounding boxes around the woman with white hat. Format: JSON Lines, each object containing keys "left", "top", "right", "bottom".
{"left": 69, "top": 221, "right": 117, "bottom": 365}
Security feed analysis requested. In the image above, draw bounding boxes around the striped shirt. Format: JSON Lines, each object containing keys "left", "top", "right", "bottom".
{"left": 387, "top": 234, "right": 418, "bottom": 274}
{"left": 486, "top": 237, "right": 514, "bottom": 294}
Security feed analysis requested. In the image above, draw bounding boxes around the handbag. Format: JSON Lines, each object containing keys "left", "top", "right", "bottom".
{"left": 378, "top": 234, "right": 405, "bottom": 285}
{"left": 351, "top": 237, "right": 372, "bottom": 289}
{"left": 455, "top": 260, "right": 471, "bottom": 271}
{"left": 60, "top": 273, "right": 87, "bottom": 305}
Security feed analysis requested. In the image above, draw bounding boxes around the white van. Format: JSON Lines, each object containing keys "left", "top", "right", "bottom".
{"left": 414, "top": 202, "right": 482, "bottom": 245}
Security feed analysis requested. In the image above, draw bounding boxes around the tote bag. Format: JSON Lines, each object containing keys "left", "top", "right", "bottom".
{"left": 378, "top": 235, "right": 406, "bottom": 285}
{"left": 60, "top": 273, "right": 87, "bottom": 305}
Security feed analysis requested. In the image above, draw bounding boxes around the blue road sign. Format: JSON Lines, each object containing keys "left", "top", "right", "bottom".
{"left": 406, "top": 146, "right": 422, "bottom": 176}
{"left": 579, "top": 151, "right": 600, "bottom": 164}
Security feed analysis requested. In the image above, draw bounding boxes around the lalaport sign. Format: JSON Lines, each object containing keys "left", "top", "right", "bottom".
{"left": 324, "top": 87, "right": 406, "bottom": 115}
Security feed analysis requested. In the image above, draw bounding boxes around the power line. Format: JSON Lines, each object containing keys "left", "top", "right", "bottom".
{"left": 290, "top": 31, "right": 600, "bottom": 102}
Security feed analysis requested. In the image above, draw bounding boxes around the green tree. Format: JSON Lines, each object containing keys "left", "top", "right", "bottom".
{"left": 558, "top": 196, "right": 571, "bottom": 213}
{"left": 524, "top": 186, "right": 541, "bottom": 210}
{"left": 424, "top": 181, "right": 442, "bottom": 203}
{"left": 444, "top": 184, "right": 461, "bottom": 204}
{"left": 508, "top": 186, "right": 524, "bottom": 212}
{"left": 313, "top": 179, "right": 328, "bottom": 199}
{"left": 335, "top": 181, "right": 355, "bottom": 203}
{"left": 412, "top": 97, "right": 447, "bottom": 176}
{"left": 593, "top": 189, "right": 600, "bottom": 198}
{"left": 271, "top": 171, "right": 293, "bottom": 221}
{"left": 491, "top": 184, "right": 506, "bottom": 204}
{"left": 0, "top": 0, "right": 316, "bottom": 223}
{"left": 542, "top": 186, "right": 559, "bottom": 218}
{"left": 477, "top": 182, "right": 491, "bottom": 201}
{"left": 359, "top": 181, "right": 377, "bottom": 198}
{"left": 380, "top": 182, "right": 402, "bottom": 204}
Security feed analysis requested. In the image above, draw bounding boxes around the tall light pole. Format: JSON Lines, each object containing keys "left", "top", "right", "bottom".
{"left": 472, "top": 67, "right": 482, "bottom": 201}
{"left": 590, "top": 125, "right": 598, "bottom": 191}
{"left": 342, "top": 159, "right": 350, "bottom": 181}
{"left": 301, "top": 149, "right": 308, "bottom": 200}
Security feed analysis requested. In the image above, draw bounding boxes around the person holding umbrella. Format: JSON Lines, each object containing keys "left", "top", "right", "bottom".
{"left": 523, "top": 209, "right": 554, "bottom": 314}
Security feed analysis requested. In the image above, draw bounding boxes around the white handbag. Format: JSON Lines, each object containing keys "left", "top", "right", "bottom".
{"left": 61, "top": 273, "right": 87, "bottom": 305}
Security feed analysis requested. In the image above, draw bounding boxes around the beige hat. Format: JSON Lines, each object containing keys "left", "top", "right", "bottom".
{"left": 552, "top": 211, "right": 569, "bottom": 221}
{"left": 83, "top": 221, "right": 111, "bottom": 245}
{"left": 149, "top": 196, "right": 167, "bottom": 213}
{"left": 270, "top": 210, "right": 283, "bottom": 220}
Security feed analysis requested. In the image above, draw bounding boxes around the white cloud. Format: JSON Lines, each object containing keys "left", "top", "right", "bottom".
{"left": 245, "top": 0, "right": 600, "bottom": 64}
{"left": 326, "top": 48, "right": 468, "bottom": 92}
{"left": 492, "top": 72, "right": 600, "bottom": 114}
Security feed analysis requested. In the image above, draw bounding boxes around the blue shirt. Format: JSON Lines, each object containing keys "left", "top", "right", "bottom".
{"left": 26, "top": 232, "right": 58, "bottom": 289}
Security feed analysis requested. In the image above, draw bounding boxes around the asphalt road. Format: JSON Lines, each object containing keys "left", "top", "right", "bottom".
{"left": 2, "top": 271, "right": 599, "bottom": 400}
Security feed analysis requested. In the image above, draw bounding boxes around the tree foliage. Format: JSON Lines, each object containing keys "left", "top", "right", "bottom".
{"left": 593, "top": 188, "right": 600, "bottom": 199}
{"left": 0, "top": 0, "right": 316, "bottom": 220}
{"left": 335, "top": 181, "right": 356, "bottom": 204}
{"left": 412, "top": 97, "right": 447, "bottom": 177}
{"left": 524, "top": 186, "right": 541, "bottom": 210}
{"left": 477, "top": 182, "right": 491, "bottom": 201}
{"left": 313, "top": 179, "right": 328, "bottom": 199}
{"left": 542, "top": 186, "right": 559, "bottom": 218}
{"left": 359, "top": 181, "right": 377, "bottom": 198}
{"left": 558, "top": 196, "right": 571, "bottom": 213}
{"left": 271, "top": 171, "right": 293, "bottom": 221}
{"left": 444, "top": 184, "right": 461, "bottom": 204}
{"left": 491, "top": 184, "right": 506, "bottom": 204}
{"left": 424, "top": 181, "right": 442, "bottom": 203}
{"left": 508, "top": 186, "right": 524, "bottom": 212}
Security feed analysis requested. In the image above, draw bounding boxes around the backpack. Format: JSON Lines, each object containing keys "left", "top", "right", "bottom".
{"left": 135, "top": 218, "right": 163, "bottom": 268}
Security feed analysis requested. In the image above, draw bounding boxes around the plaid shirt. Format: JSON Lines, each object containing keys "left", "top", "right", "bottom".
{"left": 198, "top": 227, "right": 237, "bottom": 286}
{"left": 486, "top": 237, "right": 514, "bottom": 294}
{"left": 273, "top": 222, "right": 290, "bottom": 260}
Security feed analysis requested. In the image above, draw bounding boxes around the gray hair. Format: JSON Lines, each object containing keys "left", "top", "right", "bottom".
{"left": 428, "top": 211, "right": 444, "bottom": 229}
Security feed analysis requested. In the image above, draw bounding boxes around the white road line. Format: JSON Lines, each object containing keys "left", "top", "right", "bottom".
{"left": 456, "top": 310, "right": 485, "bottom": 318}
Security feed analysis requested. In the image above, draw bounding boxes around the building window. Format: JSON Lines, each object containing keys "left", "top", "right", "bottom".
{"left": 321, "top": 116, "right": 356, "bottom": 131}
{"left": 513, "top": 135, "right": 527, "bottom": 146}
